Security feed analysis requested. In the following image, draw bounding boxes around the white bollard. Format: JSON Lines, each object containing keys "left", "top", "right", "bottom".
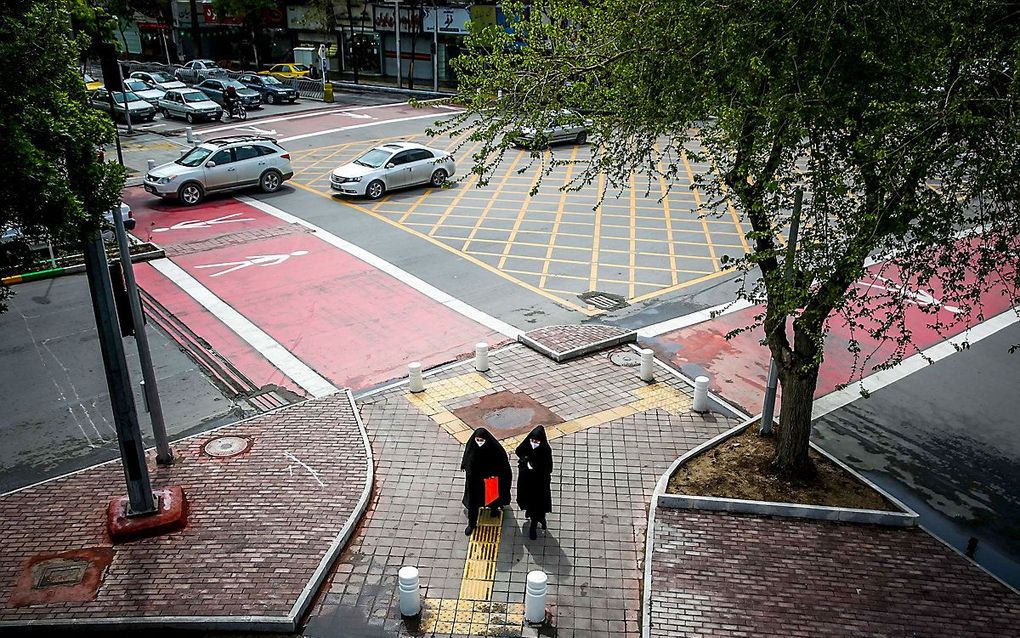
{"left": 693, "top": 375, "right": 710, "bottom": 412}
{"left": 147, "top": 159, "right": 155, "bottom": 172}
{"left": 408, "top": 362, "right": 424, "bottom": 393}
{"left": 639, "top": 348, "right": 655, "bottom": 382}
{"left": 474, "top": 342, "right": 490, "bottom": 372}
{"left": 398, "top": 566, "right": 421, "bottom": 617}
{"left": 524, "top": 570, "right": 548, "bottom": 624}
{"left": 186, "top": 127, "right": 195, "bottom": 144}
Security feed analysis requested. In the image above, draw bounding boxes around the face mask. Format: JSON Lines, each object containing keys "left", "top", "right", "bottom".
{"left": 530, "top": 439, "right": 540, "bottom": 449}
{"left": 475, "top": 438, "right": 485, "bottom": 447}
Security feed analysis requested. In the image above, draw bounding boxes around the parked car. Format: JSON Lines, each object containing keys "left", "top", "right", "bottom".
{"left": 156, "top": 88, "right": 223, "bottom": 123}
{"left": 330, "top": 142, "right": 454, "bottom": 200}
{"left": 84, "top": 73, "right": 103, "bottom": 92}
{"left": 195, "top": 78, "right": 262, "bottom": 109}
{"left": 129, "top": 70, "right": 186, "bottom": 91}
{"left": 175, "top": 59, "right": 227, "bottom": 84}
{"left": 122, "top": 78, "right": 165, "bottom": 103}
{"left": 259, "top": 63, "right": 311, "bottom": 79}
{"left": 143, "top": 136, "right": 294, "bottom": 205}
{"left": 237, "top": 73, "right": 299, "bottom": 104}
{"left": 89, "top": 89, "right": 156, "bottom": 122}
{"left": 511, "top": 110, "right": 590, "bottom": 147}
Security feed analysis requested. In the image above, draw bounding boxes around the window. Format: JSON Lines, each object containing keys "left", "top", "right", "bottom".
{"left": 409, "top": 149, "right": 434, "bottom": 162}
{"left": 390, "top": 151, "right": 414, "bottom": 166}
{"left": 255, "top": 145, "right": 277, "bottom": 156}
{"left": 209, "top": 150, "right": 233, "bottom": 165}
{"left": 234, "top": 145, "right": 260, "bottom": 162}
{"left": 353, "top": 148, "right": 392, "bottom": 169}
{"left": 182, "top": 92, "right": 207, "bottom": 103}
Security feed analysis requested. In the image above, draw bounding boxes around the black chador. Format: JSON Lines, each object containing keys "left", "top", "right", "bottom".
{"left": 515, "top": 425, "right": 553, "bottom": 540}
{"left": 460, "top": 427, "right": 512, "bottom": 536}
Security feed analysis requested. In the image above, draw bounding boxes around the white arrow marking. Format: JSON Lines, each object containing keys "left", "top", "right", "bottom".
{"left": 193, "top": 250, "right": 308, "bottom": 278}
{"left": 240, "top": 125, "right": 278, "bottom": 135}
{"left": 152, "top": 212, "right": 255, "bottom": 233}
{"left": 342, "top": 112, "right": 374, "bottom": 119}
{"left": 856, "top": 275, "right": 963, "bottom": 314}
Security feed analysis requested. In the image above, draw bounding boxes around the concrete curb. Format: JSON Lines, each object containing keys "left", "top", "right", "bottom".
{"left": 518, "top": 326, "right": 637, "bottom": 362}
{"left": 0, "top": 391, "right": 374, "bottom": 633}
{"left": 1, "top": 247, "right": 165, "bottom": 286}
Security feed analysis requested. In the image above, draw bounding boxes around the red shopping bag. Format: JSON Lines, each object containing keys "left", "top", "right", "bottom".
{"left": 483, "top": 476, "right": 499, "bottom": 506}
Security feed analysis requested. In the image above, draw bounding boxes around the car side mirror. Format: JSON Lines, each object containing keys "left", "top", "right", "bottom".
{"left": 205, "top": 161, "right": 216, "bottom": 168}
{"left": 385, "top": 163, "right": 395, "bottom": 169}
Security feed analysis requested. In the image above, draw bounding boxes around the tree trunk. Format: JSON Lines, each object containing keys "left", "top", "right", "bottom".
{"left": 344, "top": 0, "right": 359, "bottom": 83}
{"left": 772, "top": 363, "right": 820, "bottom": 476}
{"left": 189, "top": 0, "right": 201, "bottom": 57}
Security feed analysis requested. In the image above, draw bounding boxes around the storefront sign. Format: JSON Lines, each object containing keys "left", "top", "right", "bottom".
{"left": 422, "top": 7, "right": 471, "bottom": 35}
{"left": 287, "top": 5, "right": 327, "bottom": 31}
{"left": 372, "top": 4, "right": 422, "bottom": 32}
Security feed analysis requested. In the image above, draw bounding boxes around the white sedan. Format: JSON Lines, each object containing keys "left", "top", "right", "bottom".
{"left": 123, "top": 78, "right": 165, "bottom": 103}
{"left": 330, "top": 142, "right": 455, "bottom": 199}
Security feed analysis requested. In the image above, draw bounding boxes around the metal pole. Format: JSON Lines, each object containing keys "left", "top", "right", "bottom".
{"left": 394, "top": 0, "right": 402, "bottom": 88}
{"left": 759, "top": 188, "right": 803, "bottom": 435}
{"left": 112, "top": 207, "right": 173, "bottom": 465}
{"left": 432, "top": 5, "right": 438, "bottom": 92}
{"left": 115, "top": 58, "right": 134, "bottom": 135}
{"left": 83, "top": 232, "right": 156, "bottom": 515}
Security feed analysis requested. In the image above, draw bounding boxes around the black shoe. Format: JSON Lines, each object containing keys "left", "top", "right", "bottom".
{"left": 465, "top": 525, "right": 475, "bottom": 536}
{"left": 529, "top": 521, "right": 538, "bottom": 540}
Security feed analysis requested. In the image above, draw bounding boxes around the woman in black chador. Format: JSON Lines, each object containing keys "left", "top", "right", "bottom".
{"left": 515, "top": 426, "right": 553, "bottom": 540}
{"left": 461, "top": 427, "right": 513, "bottom": 536}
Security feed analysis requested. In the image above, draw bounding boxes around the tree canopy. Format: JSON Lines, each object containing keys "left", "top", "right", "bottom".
{"left": 0, "top": 0, "right": 124, "bottom": 311}
{"left": 443, "top": 0, "right": 1020, "bottom": 473}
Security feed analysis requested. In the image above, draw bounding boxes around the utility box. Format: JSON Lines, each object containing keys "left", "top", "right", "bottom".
{"left": 293, "top": 47, "right": 316, "bottom": 67}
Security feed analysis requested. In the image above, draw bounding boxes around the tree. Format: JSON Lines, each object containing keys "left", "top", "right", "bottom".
{"left": 441, "top": 0, "right": 1020, "bottom": 475}
{"left": 213, "top": 0, "right": 276, "bottom": 67}
{"left": 0, "top": 0, "right": 124, "bottom": 313}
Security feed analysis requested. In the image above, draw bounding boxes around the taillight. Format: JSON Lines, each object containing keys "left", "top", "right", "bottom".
{"left": 281, "top": 153, "right": 290, "bottom": 159}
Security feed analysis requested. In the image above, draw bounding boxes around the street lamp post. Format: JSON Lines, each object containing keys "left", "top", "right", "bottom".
{"left": 392, "top": 0, "right": 402, "bottom": 89}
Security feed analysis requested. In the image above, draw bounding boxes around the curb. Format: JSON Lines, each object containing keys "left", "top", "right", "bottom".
{"left": 517, "top": 326, "right": 637, "bottom": 362}
{"left": 1, "top": 247, "right": 165, "bottom": 286}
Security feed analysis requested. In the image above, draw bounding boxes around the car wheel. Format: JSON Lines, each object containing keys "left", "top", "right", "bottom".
{"left": 266, "top": 93, "right": 275, "bottom": 105}
{"left": 160, "top": 108, "right": 170, "bottom": 119}
{"left": 186, "top": 113, "right": 195, "bottom": 124}
{"left": 576, "top": 131, "right": 588, "bottom": 145}
{"left": 178, "top": 182, "right": 204, "bottom": 206}
{"left": 259, "top": 170, "right": 283, "bottom": 193}
{"left": 430, "top": 169, "right": 449, "bottom": 187}
{"left": 366, "top": 180, "right": 386, "bottom": 200}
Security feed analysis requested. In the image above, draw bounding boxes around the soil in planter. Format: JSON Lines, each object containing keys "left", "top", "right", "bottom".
{"left": 667, "top": 424, "right": 897, "bottom": 511}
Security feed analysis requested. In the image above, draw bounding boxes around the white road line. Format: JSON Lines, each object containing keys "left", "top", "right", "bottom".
{"left": 637, "top": 299, "right": 753, "bottom": 337}
{"left": 199, "top": 101, "right": 463, "bottom": 135}
{"left": 149, "top": 259, "right": 339, "bottom": 398}
{"left": 278, "top": 112, "right": 455, "bottom": 143}
{"left": 237, "top": 196, "right": 522, "bottom": 338}
{"left": 811, "top": 307, "right": 1020, "bottom": 420}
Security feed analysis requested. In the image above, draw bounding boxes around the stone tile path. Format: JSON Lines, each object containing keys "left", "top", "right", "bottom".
{"left": 648, "top": 508, "right": 1020, "bottom": 637}
{"left": 0, "top": 392, "right": 370, "bottom": 632}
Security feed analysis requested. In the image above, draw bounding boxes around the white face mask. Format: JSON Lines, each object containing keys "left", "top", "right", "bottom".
{"left": 530, "top": 439, "right": 540, "bottom": 449}
{"left": 475, "top": 438, "right": 486, "bottom": 447}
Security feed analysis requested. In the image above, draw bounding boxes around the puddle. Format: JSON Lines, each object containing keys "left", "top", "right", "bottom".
{"left": 484, "top": 407, "right": 536, "bottom": 432}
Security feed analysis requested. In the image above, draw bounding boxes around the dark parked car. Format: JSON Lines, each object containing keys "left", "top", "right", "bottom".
{"left": 195, "top": 78, "right": 262, "bottom": 109}
{"left": 237, "top": 73, "right": 299, "bottom": 105}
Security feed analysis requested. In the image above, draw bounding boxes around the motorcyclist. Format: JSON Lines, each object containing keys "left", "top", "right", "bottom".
{"left": 224, "top": 84, "right": 240, "bottom": 117}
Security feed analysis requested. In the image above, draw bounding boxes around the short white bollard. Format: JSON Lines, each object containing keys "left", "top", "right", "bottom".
{"left": 693, "top": 375, "right": 710, "bottom": 412}
{"left": 474, "top": 342, "right": 489, "bottom": 372}
{"left": 186, "top": 127, "right": 195, "bottom": 144}
{"left": 525, "top": 570, "right": 548, "bottom": 624}
{"left": 147, "top": 159, "right": 155, "bottom": 172}
{"left": 398, "top": 566, "right": 421, "bottom": 617}
{"left": 639, "top": 348, "right": 655, "bottom": 382}
{"left": 408, "top": 362, "right": 424, "bottom": 393}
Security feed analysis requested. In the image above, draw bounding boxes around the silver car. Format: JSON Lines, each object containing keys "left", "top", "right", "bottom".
{"left": 513, "top": 110, "right": 590, "bottom": 147}
{"left": 89, "top": 89, "right": 156, "bottom": 122}
{"left": 143, "top": 136, "right": 294, "bottom": 205}
{"left": 330, "top": 142, "right": 455, "bottom": 200}
{"left": 122, "top": 78, "right": 165, "bottom": 103}
{"left": 130, "top": 70, "right": 186, "bottom": 92}
{"left": 157, "top": 88, "right": 223, "bottom": 123}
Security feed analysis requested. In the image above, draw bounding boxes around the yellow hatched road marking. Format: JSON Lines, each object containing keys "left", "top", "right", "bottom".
{"left": 588, "top": 172, "right": 605, "bottom": 293}
{"left": 497, "top": 151, "right": 548, "bottom": 270}
{"left": 629, "top": 173, "right": 637, "bottom": 298}
{"left": 681, "top": 150, "right": 721, "bottom": 272}
{"left": 539, "top": 145, "right": 579, "bottom": 288}
{"left": 653, "top": 149, "right": 680, "bottom": 285}
{"left": 422, "top": 139, "right": 488, "bottom": 233}
{"left": 461, "top": 151, "right": 526, "bottom": 250}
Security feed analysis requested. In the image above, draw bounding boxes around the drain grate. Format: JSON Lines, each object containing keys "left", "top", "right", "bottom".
{"left": 579, "top": 290, "right": 628, "bottom": 311}
{"left": 610, "top": 351, "right": 642, "bottom": 367}
{"left": 33, "top": 559, "right": 89, "bottom": 589}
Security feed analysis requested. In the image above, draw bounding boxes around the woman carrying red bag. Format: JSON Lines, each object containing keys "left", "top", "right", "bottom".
{"left": 460, "top": 427, "right": 512, "bottom": 536}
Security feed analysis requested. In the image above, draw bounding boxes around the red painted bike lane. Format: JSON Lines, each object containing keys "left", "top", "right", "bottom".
{"left": 645, "top": 243, "right": 1018, "bottom": 415}
{"left": 124, "top": 187, "right": 500, "bottom": 393}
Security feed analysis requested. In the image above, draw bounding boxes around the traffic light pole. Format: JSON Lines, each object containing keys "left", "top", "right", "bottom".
{"left": 112, "top": 209, "right": 173, "bottom": 465}
{"left": 83, "top": 232, "right": 156, "bottom": 515}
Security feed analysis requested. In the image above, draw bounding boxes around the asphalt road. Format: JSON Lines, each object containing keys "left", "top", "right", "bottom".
{"left": 0, "top": 275, "right": 247, "bottom": 492}
{"left": 814, "top": 320, "right": 1020, "bottom": 589}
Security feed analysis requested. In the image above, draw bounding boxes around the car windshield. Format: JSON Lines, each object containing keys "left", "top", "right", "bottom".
{"left": 124, "top": 80, "right": 148, "bottom": 91}
{"left": 293, "top": 65, "right": 310, "bottom": 72}
{"left": 262, "top": 76, "right": 283, "bottom": 85}
{"left": 182, "top": 91, "right": 208, "bottom": 103}
{"left": 84, "top": 73, "right": 95, "bottom": 82}
{"left": 224, "top": 80, "right": 246, "bottom": 90}
{"left": 353, "top": 148, "right": 392, "bottom": 169}
{"left": 176, "top": 146, "right": 213, "bottom": 167}
{"left": 150, "top": 73, "right": 172, "bottom": 82}
{"left": 112, "top": 92, "right": 141, "bottom": 104}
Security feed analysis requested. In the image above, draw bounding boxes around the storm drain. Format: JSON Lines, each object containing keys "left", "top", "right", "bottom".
{"left": 202, "top": 435, "right": 252, "bottom": 458}
{"left": 579, "top": 291, "right": 628, "bottom": 311}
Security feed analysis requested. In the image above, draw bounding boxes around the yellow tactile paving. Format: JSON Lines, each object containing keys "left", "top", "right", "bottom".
{"left": 418, "top": 598, "right": 526, "bottom": 636}
{"left": 459, "top": 509, "right": 502, "bottom": 601}
{"left": 290, "top": 133, "right": 750, "bottom": 312}
{"left": 404, "top": 372, "right": 493, "bottom": 416}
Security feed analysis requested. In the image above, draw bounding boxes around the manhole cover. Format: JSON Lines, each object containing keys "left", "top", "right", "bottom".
{"left": 203, "top": 436, "right": 251, "bottom": 458}
{"left": 610, "top": 351, "right": 641, "bottom": 367}
{"left": 578, "top": 291, "right": 628, "bottom": 311}
{"left": 483, "top": 406, "right": 536, "bottom": 431}
{"left": 453, "top": 391, "right": 565, "bottom": 439}
{"left": 33, "top": 559, "right": 89, "bottom": 589}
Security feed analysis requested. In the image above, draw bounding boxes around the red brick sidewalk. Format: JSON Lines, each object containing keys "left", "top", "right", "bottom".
{"left": 0, "top": 392, "right": 371, "bottom": 632}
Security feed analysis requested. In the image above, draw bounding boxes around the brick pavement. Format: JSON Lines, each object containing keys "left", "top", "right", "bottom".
{"left": 0, "top": 392, "right": 370, "bottom": 631}
{"left": 648, "top": 508, "right": 1020, "bottom": 637}
{"left": 518, "top": 324, "right": 636, "bottom": 362}
{"left": 306, "top": 344, "right": 738, "bottom": 637}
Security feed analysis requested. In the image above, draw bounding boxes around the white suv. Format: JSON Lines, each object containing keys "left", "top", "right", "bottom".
{"left": 143, "top": 136, "right": 293, "bottom": 205}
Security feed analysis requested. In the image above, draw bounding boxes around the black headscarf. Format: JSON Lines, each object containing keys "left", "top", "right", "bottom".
{"left": 461, "top": 427, "right": 512, "bottom": 508}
